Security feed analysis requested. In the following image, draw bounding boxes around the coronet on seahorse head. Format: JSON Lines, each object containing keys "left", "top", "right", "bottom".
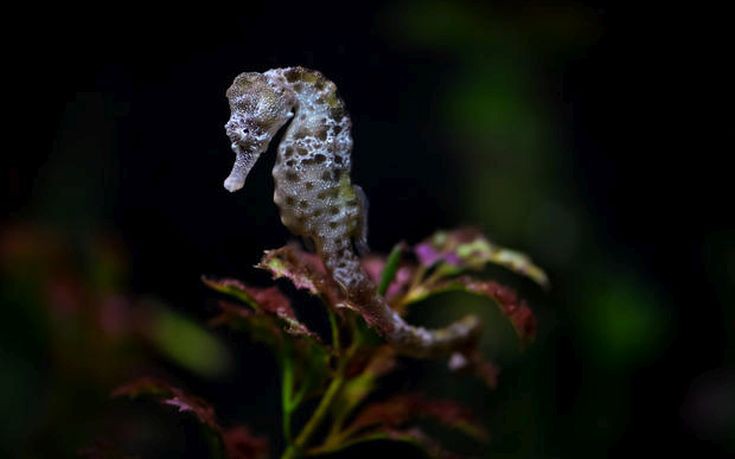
{"left": 223, "top": 72, "right": 295, "bottom": 192}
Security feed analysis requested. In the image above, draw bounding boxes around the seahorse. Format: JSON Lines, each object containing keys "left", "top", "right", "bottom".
{"left": 223, "top": 67, "right": 481, "bottom": 358}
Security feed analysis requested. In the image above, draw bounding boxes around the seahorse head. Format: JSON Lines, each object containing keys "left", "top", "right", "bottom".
{"left": 224, "top": 72, "right": 294, "bottom": 192}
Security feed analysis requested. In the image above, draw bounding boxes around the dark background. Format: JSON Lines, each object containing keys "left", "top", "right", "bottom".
{"left": 2, "top": 1, "right": 732, "bottom": 458}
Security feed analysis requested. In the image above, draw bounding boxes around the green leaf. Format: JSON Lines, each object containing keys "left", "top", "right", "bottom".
{"left": 331, "top": 346, "right": 397, "bottom": 430}
{"left": 312, "top": 427, "right": 455, "bottom": 459}
{"left": 147, "top": 305, "right": 232, "bottom": 378}
{"left": 201, "top": 276, "right": 264, "bottom": 311}
{"left": 377, "top": 243, "right": 405, "bottom": 296}
{"left": 362, "top": 254, "right": 415, "bottom": 307}
{"left": 415, "top": 228, "right": 549, "bottom": 288}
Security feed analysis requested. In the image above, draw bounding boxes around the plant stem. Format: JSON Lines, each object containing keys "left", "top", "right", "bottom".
{"left": 281, "top": 345, "right": 295, "bottom": 442}
{"left": 328, "top": 307, "right": 340, "bottom": 350}
{"left": 281, "top": 371, "right": 345, "bottom": 459}
{"left": 281, "top": 308, "right": 346, "bottom": 459}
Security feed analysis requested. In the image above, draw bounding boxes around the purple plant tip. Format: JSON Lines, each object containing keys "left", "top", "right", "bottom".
{"left": 386, "top": 266, "right": 413, "bottom": 299}
{"left": 444, "top": 252, "right": 463, "bottom": 266}
{"left": 163, "top": 397, "right": 192, "bottom": 413}
{"left": 415, "top": 243, "right": 442, "bottom": 267}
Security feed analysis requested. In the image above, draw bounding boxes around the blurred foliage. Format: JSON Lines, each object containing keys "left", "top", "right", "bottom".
{"left": 381, "top": 1, "right": 701, "bottom": 457}
{"left": 574, "top": 269, "right": 670, "bottom": 369}
{"left": 386, "top": 0, "right": 601, "bottom": 248}
{"left": 0, "top": 223, "right": 231, "bottom": 457}
{"left": 147, "top": 304, "right": 232, "bottom": 378}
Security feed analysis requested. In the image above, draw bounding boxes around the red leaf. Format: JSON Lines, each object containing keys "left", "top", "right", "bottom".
{"left": 113, "top": 377, "right": 219, "bottom": 431}
{"left": 460, "top": 278, "right": 538, "bottom": 345}
{"left": 202, "top": 276, "right": 320, "bottom": 341}
{"left": 448, "top": 351, "right": 501, "bottom": 389}
{"left": 113, "top": 377, "right": 269, "bottom": 459}
{"left": 379, "top": 428, "right": 457, "bottom": 459}
{"left": 347, "top": 393, "right": 488, "bottom": 442}
{"left": 344, "top": 345, "right": 397, "bottom": 379}
{"left": 223, "top": 426, "right": 269, "bottom": 459}
{"left": 411, "top": 277, "right": 537, "bottom": 346}
{"left": 208, "top": 299, "right": 255, "bottom": 326}
{"left": 112, "top": 376, "right": 172, "bottom": 399}
{"left": 256, "top": 244, "right": 344, "bottom": 307}
{"left": 78, "top": 440, "right": 133, "bottom": 459}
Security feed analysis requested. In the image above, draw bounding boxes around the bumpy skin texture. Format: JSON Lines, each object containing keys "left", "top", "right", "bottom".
{"left": 224, "top": 67, "right": 480, "bottom": 358}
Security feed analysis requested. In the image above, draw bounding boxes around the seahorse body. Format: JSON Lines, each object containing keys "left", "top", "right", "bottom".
{"left": 224, "top": 67, "right": 480, "bottom": 358}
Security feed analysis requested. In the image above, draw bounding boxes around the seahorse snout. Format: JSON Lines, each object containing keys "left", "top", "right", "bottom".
{"left": 224, "top": 140, "right": 260, "bottom": 193}
{"left": 224, "top": 172, "right": 245, "bottom": 193}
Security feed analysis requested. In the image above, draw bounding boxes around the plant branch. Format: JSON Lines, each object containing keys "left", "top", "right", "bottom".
{"left": 281, "top": 344, "right": 295, "bottom": 442}
{"left": 281, "top": 370, "right": 345, "bottom": 459}
{"left": 281, "top": 308, "right": 348, "bottom": 459}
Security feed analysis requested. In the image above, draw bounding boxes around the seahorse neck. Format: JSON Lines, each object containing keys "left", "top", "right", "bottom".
{"left": 265, "top": 68, "right": 353, "bottom": 170}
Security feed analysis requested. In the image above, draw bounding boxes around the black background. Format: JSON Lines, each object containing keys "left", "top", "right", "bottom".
{"left": 2, "top": 1, "right": 731, "bottom": 458}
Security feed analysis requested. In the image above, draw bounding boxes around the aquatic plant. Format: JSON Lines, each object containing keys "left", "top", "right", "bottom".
{"left": 112, "top": 68, "right": 546, "bottom": 459}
